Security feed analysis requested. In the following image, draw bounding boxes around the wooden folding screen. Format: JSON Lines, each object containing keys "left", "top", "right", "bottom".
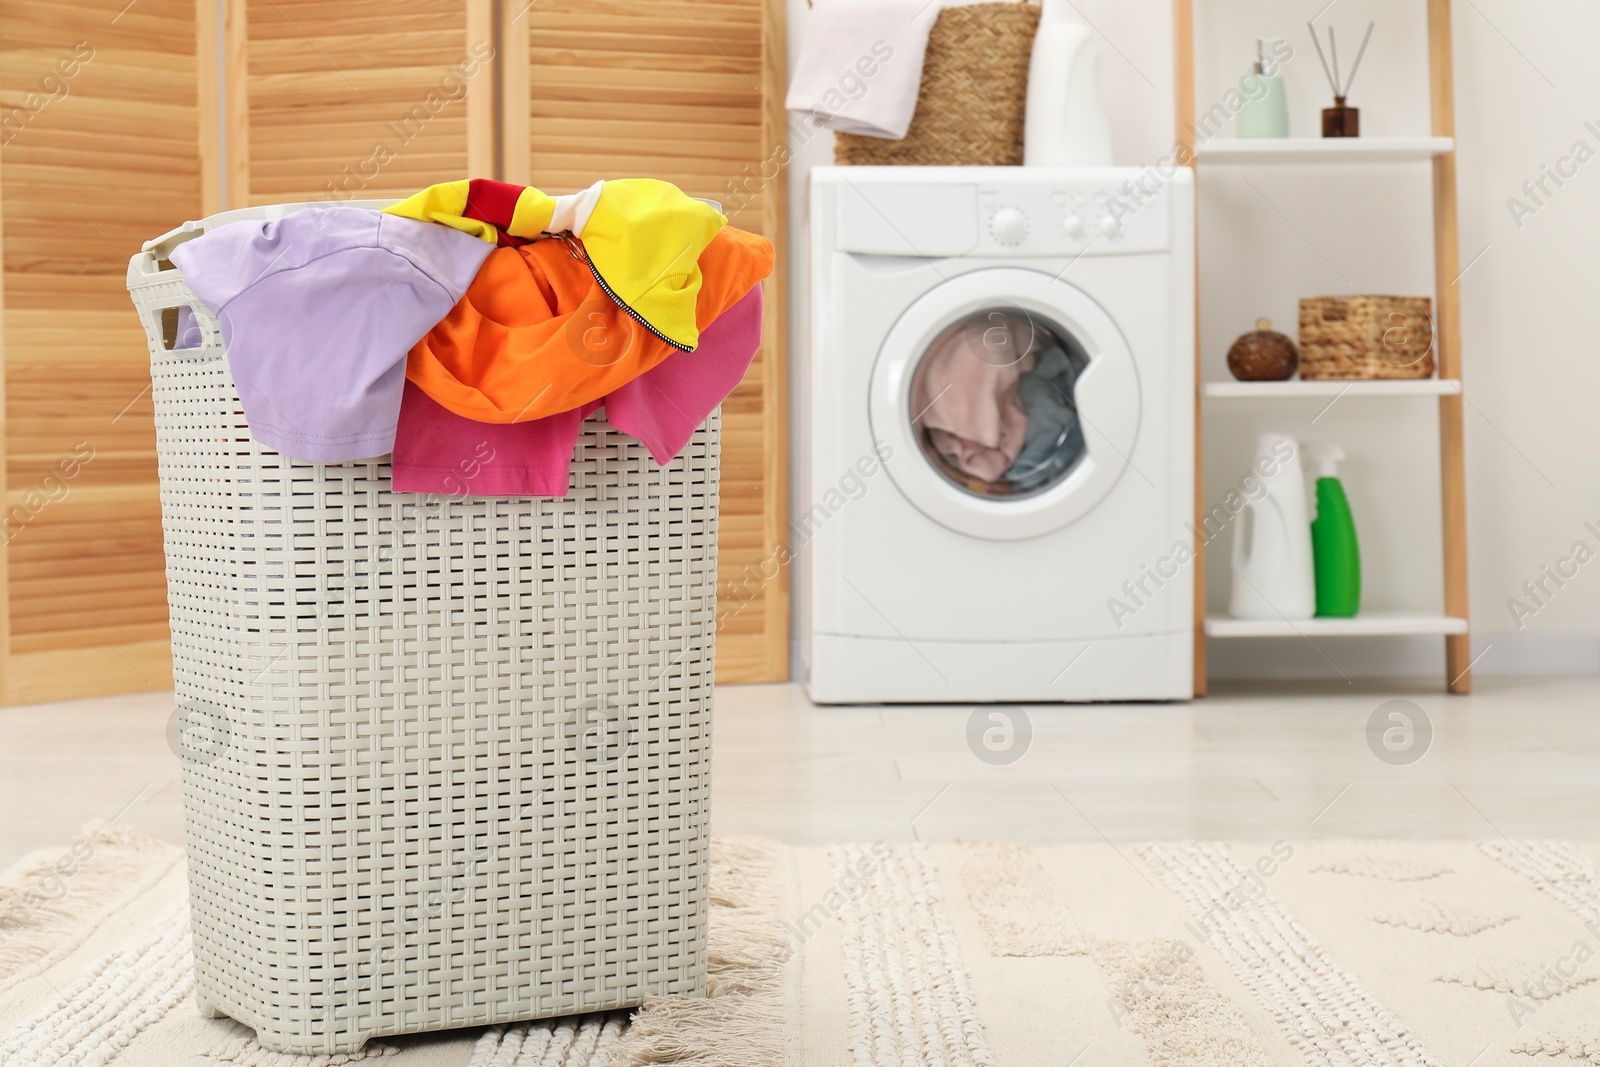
{"left": 0, "top": 0, "right": 787, "bottom": 702}
{"left": 0, "top": 0, "right": 202, "bottom": 702}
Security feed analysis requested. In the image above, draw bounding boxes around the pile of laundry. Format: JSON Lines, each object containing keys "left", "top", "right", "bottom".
{"left": 169, "top": 177, "right": 773, "bottom": 496}
{"left": 908, "top": 312, "right": 1086, "bottom": 493}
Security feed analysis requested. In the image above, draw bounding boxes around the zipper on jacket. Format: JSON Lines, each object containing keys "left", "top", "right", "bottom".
{"left": 553, "top": 232, "right": 693, "bottom": 353}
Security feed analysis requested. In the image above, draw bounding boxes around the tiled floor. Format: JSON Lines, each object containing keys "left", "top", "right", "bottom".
{"left": 3, "top": 675, "right": 1598, "bottom": 869}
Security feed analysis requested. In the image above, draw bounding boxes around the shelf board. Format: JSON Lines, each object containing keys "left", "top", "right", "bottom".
{"left": 1203, "top": 379, "right": 1462, "bottom": 399}
{"left": 1195, "top": 137, "right": 1454, "bottom": 165}
{"left": 1205, "top": 613, "right": 1469, "bottom": 639}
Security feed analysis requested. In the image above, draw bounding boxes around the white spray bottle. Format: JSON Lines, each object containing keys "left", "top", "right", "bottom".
{"left": 1229, "top": 432, "right": 1316, "bottom": 620}
{"left": 1023, "top": 0, "right": 1113, "bottom": 166}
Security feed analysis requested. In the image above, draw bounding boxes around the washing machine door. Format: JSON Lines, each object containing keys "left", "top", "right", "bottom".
{"left": 869, "top": 268, "right": 1141, "bottom": 541}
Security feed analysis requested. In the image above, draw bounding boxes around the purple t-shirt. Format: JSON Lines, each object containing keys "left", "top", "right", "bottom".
{"left": 170, "top": 206, "right": 492, "bottom": 462}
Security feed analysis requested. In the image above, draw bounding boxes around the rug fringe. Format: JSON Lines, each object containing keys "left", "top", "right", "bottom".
{"left": 608, "top": 835, "right": 789, "bottom": 1066}
{"left": 0, "top": 821, "right": 180, "bottom": 982}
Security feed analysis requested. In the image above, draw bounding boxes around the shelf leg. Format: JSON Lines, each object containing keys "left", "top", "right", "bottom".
{"left": 1174, "top": 0, "right": 1205, "bottom": 698}
{"left": 1429, "top": 0, "right": 1472, "bottom": 694}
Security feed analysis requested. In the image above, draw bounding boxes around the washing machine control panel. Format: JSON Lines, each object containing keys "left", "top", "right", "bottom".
{"left": 976, "top": 181, "right": 1171, "bottom": 256}
{"left": 828, "top": 172, "right": 1183, "bottom": 259}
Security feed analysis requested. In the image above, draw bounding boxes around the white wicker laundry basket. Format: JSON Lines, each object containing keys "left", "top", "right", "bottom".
{"left": 126, "top": 203, "right": 717, "bottom": 1054}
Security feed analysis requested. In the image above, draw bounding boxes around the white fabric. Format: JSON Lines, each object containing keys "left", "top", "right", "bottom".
{"left": 785, "top": 0, "right": 941, "bottom": 140}
{"left": 547, "top": 180, "right": 604, "bottom": 236}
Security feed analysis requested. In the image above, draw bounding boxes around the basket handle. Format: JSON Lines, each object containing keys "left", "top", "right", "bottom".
{"left": 136, "top": 299, "right": 223, "bottom": 364}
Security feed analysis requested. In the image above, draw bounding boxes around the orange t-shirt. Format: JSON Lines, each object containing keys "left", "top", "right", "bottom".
{"left": 407, "top": 225, "right": 773, "bottom": 424}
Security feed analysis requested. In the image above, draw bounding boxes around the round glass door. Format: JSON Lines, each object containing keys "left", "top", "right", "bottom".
{"left": 908, "top": 308, "right": 1090, "bottom": 499}
{"left": 869, "top": 268, "right": 1141, "bottom": 541}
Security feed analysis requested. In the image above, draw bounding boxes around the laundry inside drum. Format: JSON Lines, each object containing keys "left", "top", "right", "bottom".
{"left": 909, "top": 307, "right": 1090, "bottom": 499}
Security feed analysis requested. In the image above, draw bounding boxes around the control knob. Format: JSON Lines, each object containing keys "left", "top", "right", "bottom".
{"left": 989, "top": 207, "right": 1028, "bottom": 246}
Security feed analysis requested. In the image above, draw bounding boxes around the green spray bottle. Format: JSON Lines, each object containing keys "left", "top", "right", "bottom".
{"left": 1310, "top": 445, "right": 1361, "bottom": 616}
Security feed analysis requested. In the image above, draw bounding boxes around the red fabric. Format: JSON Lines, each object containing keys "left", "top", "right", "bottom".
{"left": 462, "top": 179, "right": 529, "bottom": 248}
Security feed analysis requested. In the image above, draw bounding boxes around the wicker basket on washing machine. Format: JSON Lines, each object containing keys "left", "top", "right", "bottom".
{"left": 126, "top": 202, "right": 717, "bottom": 1055}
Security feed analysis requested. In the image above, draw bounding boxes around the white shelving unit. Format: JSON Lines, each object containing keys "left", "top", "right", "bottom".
{"left": 1202, "top": 379, "right": 1462, "bottom": 399}
{"left": 1176, "top": 0, "right": 1473, "bottom": 693}
{"left": 1195, "top": 137, "right": 1453, "bottom": 165}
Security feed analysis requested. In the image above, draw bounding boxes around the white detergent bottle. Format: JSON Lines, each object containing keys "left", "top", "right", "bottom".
{"left": 1023, "top": 0, "right": 1113, "bottom": 166}
{"left": 1229, "top": 432, "right": 1316, "bottom": 620}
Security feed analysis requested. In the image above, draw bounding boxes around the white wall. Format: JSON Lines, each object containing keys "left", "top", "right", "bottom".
{"left": 785, "top": 0, "right": 1600, "bottom": 681}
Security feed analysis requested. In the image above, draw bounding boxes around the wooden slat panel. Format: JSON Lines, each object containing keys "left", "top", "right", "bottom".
{"left": 240, "top": 0, "right": 482, "bottom": 203}
{"left": 521, "top": 2, "right": 764, "bottom": 222}
{"left": 7, "top": 639, "right": 172, "bottom": 704}
{"left": 520, "top": 0, "right": 786, "bottom": 681}
{"left": 0, "top": 0, "right": 201, "bottom": 699}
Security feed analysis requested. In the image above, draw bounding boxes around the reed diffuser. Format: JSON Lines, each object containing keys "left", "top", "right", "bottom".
{"left": 1307, "top": 20, "right": 1374, "bottom": 137}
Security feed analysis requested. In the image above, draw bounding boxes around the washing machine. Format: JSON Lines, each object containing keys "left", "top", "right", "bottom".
{"left": 798, "top": 166, "right": 1194, "bottom": 704}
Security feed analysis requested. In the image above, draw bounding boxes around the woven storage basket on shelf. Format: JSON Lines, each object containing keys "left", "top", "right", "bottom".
{"left": 1298, "top": 294, "right": 1436, "bottom": 380}
{"left": 834, "top": 0, "right": 1041, "bottom": 166}
{"left": 126, "top": 202, "right": 717, "bottom": 1055}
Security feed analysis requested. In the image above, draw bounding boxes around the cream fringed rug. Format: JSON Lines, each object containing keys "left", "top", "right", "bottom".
{"left": 5, "top": 831, "right": 1600, "bottom": 1066}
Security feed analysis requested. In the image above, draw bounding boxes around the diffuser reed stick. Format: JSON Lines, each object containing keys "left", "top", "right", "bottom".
{"left": 1329, "top": 28, "right": 1341, "bottom": 96}
{"left": 1308, "top": 20, "right": 1339, "bottom": 96}
{"left": 1342, "top": 22, "right": 1376, "bottom": 96}
{"left": 1307, "top": 20, "right": 1376, "bottom": 97}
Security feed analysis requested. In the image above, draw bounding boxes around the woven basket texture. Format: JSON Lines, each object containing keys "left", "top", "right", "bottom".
{"left": 127, "top": 211, "right": 717, "bottom": 1055}
{"left": 1298, "top": 294, "right": 1436, "bottom": 380}
{"left": 835, "top": 1, "right": 1041, "bottom": 166}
